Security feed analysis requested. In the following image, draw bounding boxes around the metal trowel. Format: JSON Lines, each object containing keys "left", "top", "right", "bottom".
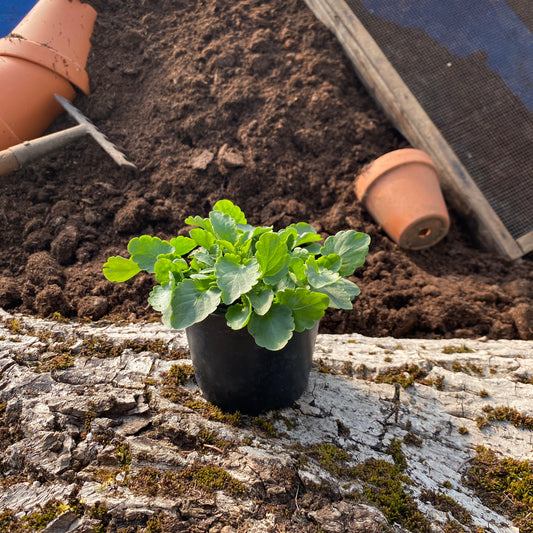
{"left": 0, "top": 94, "right": 136, "bottom": 175}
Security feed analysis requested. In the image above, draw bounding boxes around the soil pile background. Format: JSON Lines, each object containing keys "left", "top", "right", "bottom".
{"left": 0, "top": 0, "right": 531, "bottom": 340}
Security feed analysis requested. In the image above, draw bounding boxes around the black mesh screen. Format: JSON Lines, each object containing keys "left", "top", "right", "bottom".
{"left": 344, "top": 0, "right": 533, "bottom": 241}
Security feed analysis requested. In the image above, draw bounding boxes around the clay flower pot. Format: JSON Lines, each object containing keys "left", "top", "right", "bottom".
{"left": 355, "top": 148, "right": 450, "bottom": 250}
{"left": 0, "top": 0, "right": 97, "bottom": 150}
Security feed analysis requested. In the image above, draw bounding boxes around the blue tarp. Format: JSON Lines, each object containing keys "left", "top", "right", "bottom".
{"left": 0, "top": 1, "right": 38, "bottom": 37}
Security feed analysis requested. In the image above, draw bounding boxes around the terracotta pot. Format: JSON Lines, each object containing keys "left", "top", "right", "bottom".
{"left": 0, "top": 0, "right": 97, "bottom": 150}
{"left": 355, "top": 148, "right": 450, "bottom": 250}
{"left": 186, "top": 313, "right": 319, "bottom": 415}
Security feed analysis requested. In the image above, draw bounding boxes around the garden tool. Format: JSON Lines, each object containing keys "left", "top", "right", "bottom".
{"left": 0, "top": 94, "right": 136, "bottom": 175}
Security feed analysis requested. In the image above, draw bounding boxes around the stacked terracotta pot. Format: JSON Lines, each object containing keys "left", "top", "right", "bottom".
{"left": 0, "top": 0, "right": 97, "bottom": 150}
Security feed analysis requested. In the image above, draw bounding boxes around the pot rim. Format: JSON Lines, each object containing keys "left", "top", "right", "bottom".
{"left": 355, "top": 148, "right": 437, "bottom": 204}
{"left": 0, "top": 37, "right": 90, "bottom": 94}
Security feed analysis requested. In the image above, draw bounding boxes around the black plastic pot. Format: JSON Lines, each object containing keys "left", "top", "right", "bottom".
{"left": 185, "top": 313, "right": 319, "bottom": 415}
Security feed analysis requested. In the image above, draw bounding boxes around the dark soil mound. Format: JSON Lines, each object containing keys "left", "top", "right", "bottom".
{"left": 0, "top": 0, "right": 531, "bottom": 340}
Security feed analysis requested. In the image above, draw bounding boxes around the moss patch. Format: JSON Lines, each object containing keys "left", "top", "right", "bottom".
{"left": 480, "top": 405, "right": 533, "bottom": 430}
{"left": 296, "top": 438, "right": 431, "bottom": 532}
{"left": 350, "top": 458, "right": 430, "bottom": 532}
{"left": 420, "top": 489, "right": 472, "bottom": 526}
{"left": 310, "top": 442, "right": 350, "bottom": 476}
{"left": 128, "top": 463, "right": 246, "bottom": 498}
{"left": 161, "top": 363, "right": 195, "bottom": 388}
{"left": 375, "top": 363, "right": 428, "bottom": 388}
{"left": 441, "top": 345, "right": 474, "bottom": 354}
{"left": 79, "top": 336, "right": 174, "bottom": 359}
{"left": 23, "top": 499, "right": 69, "bottom": 530}
{"left": 466, "top": 446, "right": 533, "bottom": 533}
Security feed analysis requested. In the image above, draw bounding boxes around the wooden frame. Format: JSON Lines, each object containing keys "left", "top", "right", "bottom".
{"left": 304, "top": 0, "right": 530, "bottom": 259}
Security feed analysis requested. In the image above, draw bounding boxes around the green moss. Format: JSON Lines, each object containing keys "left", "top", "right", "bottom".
{"left": 129, "top": 464, "right": 245, "bottom": 498}
{"left": 317, "top": 358, "right": 334, "bottom": 374}
{"left": 386, "top": 438, "right": 407, "bottom": 471}
{"left": 349, "top": 459, "right": 430, "bottom": 532}
{"left": 478, "top": 389, "right": 490, "bottom": 398}
{"left": 3, "top": 318, "right": 23, "bottom": 334}
{"left": 466, "top": 446, "right": 533, "bottom": 533}
{"left": 442, "top": 520, "right": 467, "bottom": 532}
{"left": 0, "top": 510, "right": 23, "bottom": 532}
{"left": 50, "top": 312, "right": 69, "bottom": 323}
{"left": 252, "top": 417, "right": 277, "bottom": 437}
{"left": 481, "top": 405, "right": 533, "bottom": 430}
{"left": 375, "top": 363, "right": 428, "bottom": 388}
{"left": 442, "top": 345, "right": 474, "bottom": 354}
{"left": 128, "top": 467, "right": 182, "bottom": 498}
{"left": 22, "top": 499, "right": 69, "bottom": 530}
{"left": 476, "top": 415, "right": 490, "bottom": 430}
{"left": 89, "top": 502, "right": 112, "bottom": 533}
{"left": 458, "top": 426, "right": 469, "bottom": 435}
{"left": 186, "top": 465, "right": 246, "bottom": 496}
{"left": 420, "top": 376, "right": 444, "bottom": 390}
{"left": 310, "top": 442, "right": 350, "bottom": 476}
{"left": 116, "top": 443, "right": 132, "bottom": 467}
{"left": 80, "top": 336, "right": 123, "bottom": 359}
{"left": 420, "top": 489, "right": 472, "bottom": 526}
{"left": 37, "top": 353, "right": 75, "bottom": 373}
{"left": 162, "top": 363, "right": 195, "bottom": 386}
{"left": 185, "top": 399, "right": 242, "bottom": 427}
{"left": 196, "top": 428, "right": 232, "bottom": 451}
{"left": 514, "top": 374, "right": 533, "bottom": 385}
{"left": 80, "top": 410, "right": 96, "bottom": 440}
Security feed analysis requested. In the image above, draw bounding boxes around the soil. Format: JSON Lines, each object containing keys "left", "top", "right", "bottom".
{"left": 0, "top": 0, "right": 531, "bottom": 340}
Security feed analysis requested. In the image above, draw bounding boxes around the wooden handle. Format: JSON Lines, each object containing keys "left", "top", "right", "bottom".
{"left": 0, "top": 149, "right": 20, "bottom": 176}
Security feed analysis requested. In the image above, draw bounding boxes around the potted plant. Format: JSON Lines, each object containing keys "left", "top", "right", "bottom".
{"left": 103, "top": 200, "right": 370, "bottom": 414}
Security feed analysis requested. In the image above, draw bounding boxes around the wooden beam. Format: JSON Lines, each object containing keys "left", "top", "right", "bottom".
{"left": 517, "top": 232, "right": 533, "bottom": 256}
{"left": 304, "top": 0, "right": 526, "bottom": 259}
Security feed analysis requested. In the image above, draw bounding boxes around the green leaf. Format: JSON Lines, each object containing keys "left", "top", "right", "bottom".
{"left": 127, "top": 235, "right": 174, "bottom": 273}
{"left": 213, "top": 199, "right": 247, "bottom": 224}
{"left": 209, "top": 210, "right": 239, "bottom": 244}
{"left": 278, "top": 227, "right": 298, "bottom": 250}
{"left": 226, "top": 298, "right": 252, "bottom": 329}
{"left": 154, "top": 257, "right": 188, "bottom": 284}
{"left": 321, "top": 230, "right": 370, "bottom": 276}
{"left": 103, "top": 256, "right": 141, "bottom": 282}
{"left": 255, "top": 233, "right": 290, "bottom": 278}
{"left": 185, "top": 215, "right": 213, "bottom": 233}
{"left": 247, "top": 304, "right": 295, "bottom": 351}
{"left": 148, "top": 283, "right": 173, "bottom": 312}
{"left": 277, "top": 288, "right": 329, "bottom": 332}
{"left": 190, "top": 228, "right": 216, "bottom": 250}
{"left": 302, "top": 242, "right": 322, "bottom": 254}
{"left": 169, "top": 236, "right": 197, "bottom": 256}
{"left": 305, "top": 257, "right": 340, "bottom": 288}
{"left": 290, "top": 222, "right": 322, "bottom": 247}
{"left": 316, "top": 279, "right": 360, "bottom": 309}
{"left": 288, "top": 256, "right": 307, "bottom": 284}
{"left": 317, "top": 253, "right": 341, "bottom": 273}
{"left": 215, "top": 255, "right": 261, "bottom": 305}
{"left": 164, "top": 279, "right": 221, "bottom": 330}
{"left": 247, "top": 288, "right": 274, "bottom": 315}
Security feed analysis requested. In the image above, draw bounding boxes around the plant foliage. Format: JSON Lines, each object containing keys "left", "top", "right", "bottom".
{"left": 103, "top": 200, "right": 370, "bottom": 350}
